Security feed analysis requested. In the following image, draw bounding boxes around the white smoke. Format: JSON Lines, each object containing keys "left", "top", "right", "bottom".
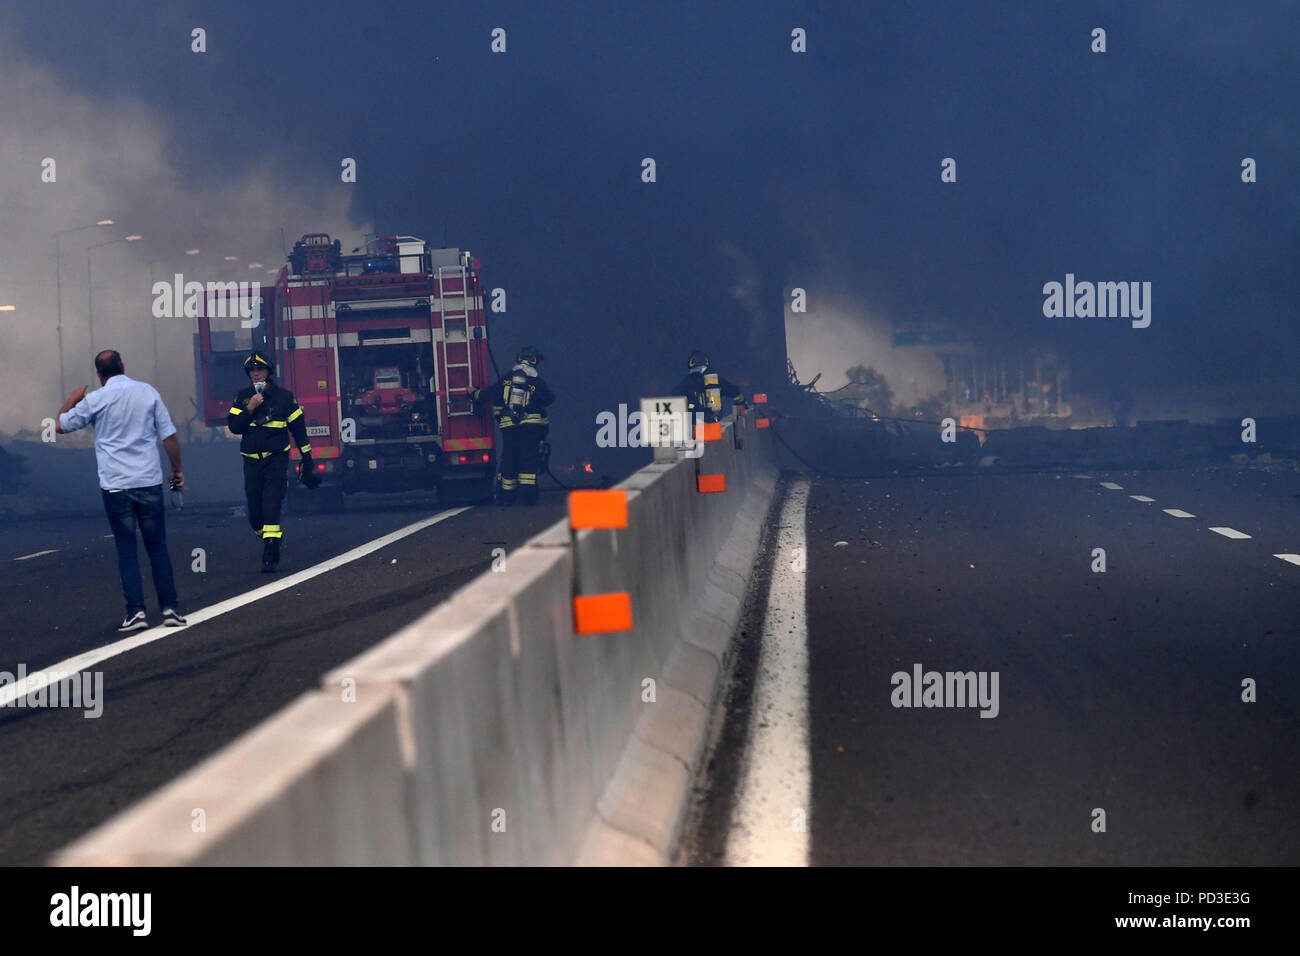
{"left": 784, "top": 292, "right": 948, "bottom": 408}
{"left": 0, "top": 40, "right": 364, "bottom": 439}
{"left": 716, "top": 234, "right": 948, "bottom": 409}
{"left": 717, "top": 240, "right": 767, "bottom": 355}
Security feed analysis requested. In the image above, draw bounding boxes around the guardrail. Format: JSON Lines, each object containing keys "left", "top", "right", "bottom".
{"left": 52, "top": 413, "right": 777, "bottom": 865}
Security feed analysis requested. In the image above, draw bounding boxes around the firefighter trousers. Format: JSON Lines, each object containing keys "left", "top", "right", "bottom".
{"left": 499, "top": 423, "right": 546, "bottom": 505}
{"left": 243, "top": 452, "right": 289, "bottom": 539}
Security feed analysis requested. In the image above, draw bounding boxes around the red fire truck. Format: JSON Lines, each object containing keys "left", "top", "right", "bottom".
{"left": 195, "top": 233, "right": 497, "bottom": 505}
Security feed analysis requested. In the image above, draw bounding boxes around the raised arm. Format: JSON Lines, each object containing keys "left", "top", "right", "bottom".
{"left": 54, "top": 386, "right": 89, "bottom": 434}
{"left": 227, "top": 394, "right": 251, "bottom": 434}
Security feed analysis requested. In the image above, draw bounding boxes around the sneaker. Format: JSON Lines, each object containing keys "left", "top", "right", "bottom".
{"left": 161, "top": 608, "right": 187, "bottom": 627}
{"left": 117, "top": 610, "right": 148, "bottom": 633}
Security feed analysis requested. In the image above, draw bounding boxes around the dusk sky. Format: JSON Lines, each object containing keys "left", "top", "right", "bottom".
{"left": 2, "top": 0, "right": 1296, "bottom": 456}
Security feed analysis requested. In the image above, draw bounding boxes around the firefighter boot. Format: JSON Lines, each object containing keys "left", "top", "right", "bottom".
{"left": 261, "top": 537, "right": 280, "bottom": 573}
{"left": 498, "top": 475, "right": 518, "bottom": 506}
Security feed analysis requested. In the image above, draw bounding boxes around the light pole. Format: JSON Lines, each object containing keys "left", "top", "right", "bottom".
{"left": 148, "top": 248, "right": 200, "bottom": 384}
{"left": 87, "top": 234, "right": 142, "bottom": 357}
{"left": 54, "top": 219, "right": 114, "bottom": 399}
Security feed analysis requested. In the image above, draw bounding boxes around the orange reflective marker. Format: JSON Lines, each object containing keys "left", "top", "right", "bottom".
{"left": 573, "top": 593, "right": 634, "bottom": 634}
{"left": 752, "top": 393, "right": 768, "bottom": 404}
{"left": 697, "top": 473, "right": 726, "bottom": 493}
{"left": 569, "top": 490, "right": 628, "bottom": 529}
{"left": 693, "top": 421, "right": 723, "bottom": 442}
{"left": 756, "top": 418, "right": 770, "bottom": 429}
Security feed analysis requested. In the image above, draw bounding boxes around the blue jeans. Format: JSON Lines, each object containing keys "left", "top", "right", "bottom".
{"left": 102, "top": 485, "right": 179, "bottom": 616}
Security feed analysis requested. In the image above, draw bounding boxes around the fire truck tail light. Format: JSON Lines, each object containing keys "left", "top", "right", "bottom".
{"left": 458, "top": 454, "right": 467, "bottom": 463}
{"left": 481, "top": 453, "right": 490, "bottom": 462}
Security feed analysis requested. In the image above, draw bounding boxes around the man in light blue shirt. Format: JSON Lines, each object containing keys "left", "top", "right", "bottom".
{"left": 56, "top": 350, "right": 188, "bottom": 632}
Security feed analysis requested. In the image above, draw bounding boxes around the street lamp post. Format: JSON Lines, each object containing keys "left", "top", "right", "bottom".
{"left": 86, "top": 234, "right": 142, "bottom": 357}
{"left": 53, "top": 219, "right": 114, "bottom": 399}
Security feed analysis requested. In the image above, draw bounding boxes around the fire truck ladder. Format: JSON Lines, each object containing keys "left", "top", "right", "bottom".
{"left": 437, "top": 264, "right": 476, "bottom": 417}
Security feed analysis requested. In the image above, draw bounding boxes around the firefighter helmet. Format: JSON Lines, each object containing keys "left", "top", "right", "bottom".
{"left": 243, "top": 352, "right": 272, "bottom": 376}
{"left": 688, "top": 350, "right": 710, "bottom": 369}
{"left": 516, "top": 346, "right": 543, "bottom": 366}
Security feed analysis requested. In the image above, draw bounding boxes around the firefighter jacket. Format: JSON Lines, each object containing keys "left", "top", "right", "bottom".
{"left": 673, "top": 366, "right": 744, "bottom": 423}
{"left": 475, "top": 364, "right": 555, "bottom": 429}
{"left": 227, "top": 381, "right": 312, "bottom": 459}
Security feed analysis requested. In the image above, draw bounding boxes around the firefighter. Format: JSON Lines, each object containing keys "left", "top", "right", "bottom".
{"left": 674, "top": 350, "right": 745, "bottom": 424}
{"left": 473, "top": 346, "right": 555, "bottom": 506}
{"left": 227, "top": 352, "right": 317, "bottom": 572}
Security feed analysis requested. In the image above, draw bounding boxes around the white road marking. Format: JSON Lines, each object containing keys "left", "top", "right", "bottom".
{"left": 0, "top": 508, "right": 470, "bottom": 709}
{"left": 1129, "top": 495, "right": 1156, "bottom": 502}
{"left": 1163, "top": 509, "right": 1196, "bottom": 518}
{"left": 1274, "top": 554, "right": 1300, "bottom": 566}
{"left": 13, "top": 549, "right": 58, "bottom": 561}
{"left": 726, "top": 477, "right": 811, "bottom": 867}
{"left": 1209, "top": 527, "right": 1251, "bottom": 540}
{"left": 1099, "top": 481, "right": 1124, "bottom": 490}
{"left": 1071, "top": 474, "right": 1093, "bottom": 479}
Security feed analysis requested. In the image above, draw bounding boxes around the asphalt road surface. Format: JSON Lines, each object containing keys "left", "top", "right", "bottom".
{"left": 680, "top": 464, "right": 1300, "bottom": 865}
{"left": 0, "top": 489, "right": 566, "bottom": 865}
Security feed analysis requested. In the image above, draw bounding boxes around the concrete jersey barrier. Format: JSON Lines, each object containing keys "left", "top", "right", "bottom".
{"left": 53, "top": 413, "right": 778, "bottom": 865}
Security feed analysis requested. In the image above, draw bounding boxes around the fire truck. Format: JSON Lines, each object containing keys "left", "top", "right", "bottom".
{"left": 194, "top": 233, "right": 498, "bottom": 506}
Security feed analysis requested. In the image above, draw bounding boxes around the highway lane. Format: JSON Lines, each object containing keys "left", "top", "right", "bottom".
{"left": 0, "top": 489, "right": 566, "bottom": 865}
{"left": 2, "top": 494, "right": 465, "bottom": 659}
{"left": 680, "top": 465, "right": 1300, "bottom": 865}
{"left": 1071, "top": 464, "right": 1300, "bottom": 566}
